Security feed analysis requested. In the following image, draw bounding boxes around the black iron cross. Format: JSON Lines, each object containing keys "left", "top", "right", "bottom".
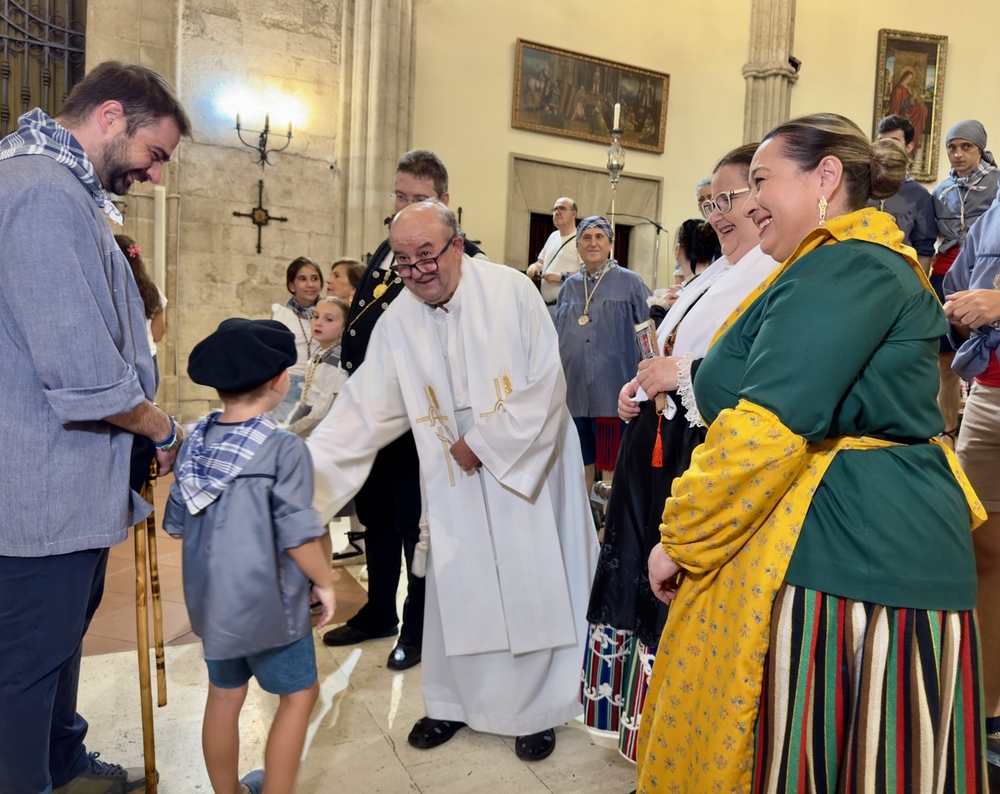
{"left": 233, "top": 179, "right": 289, "bottom": 254}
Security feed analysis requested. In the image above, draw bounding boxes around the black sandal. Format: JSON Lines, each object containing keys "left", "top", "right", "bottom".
{"left": 407, "top": 717, "right": 466, "bottom": 749}
{"left": 514, "top": 728, "right": 556, "bottom": 761}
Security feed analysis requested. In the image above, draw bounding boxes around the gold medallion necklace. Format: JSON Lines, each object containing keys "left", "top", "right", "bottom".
{"left": 578, "top": 264, "right": 612, "bottom": 325}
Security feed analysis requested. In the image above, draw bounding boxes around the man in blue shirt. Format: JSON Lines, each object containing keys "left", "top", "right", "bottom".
{"left": 0, "top": 62, "right": 190, "bottom": 794}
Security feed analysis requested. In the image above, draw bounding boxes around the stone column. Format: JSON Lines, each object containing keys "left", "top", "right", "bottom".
{"left": 741, "top": 0, "right": 798, "bottom": 144}
{"left": 338, "top": 0, "right": 414, "bottom": 259}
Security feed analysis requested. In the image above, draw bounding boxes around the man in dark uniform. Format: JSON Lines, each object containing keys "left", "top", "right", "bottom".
{"left": 322, "top": 149, "right": 484, "bottom": 670}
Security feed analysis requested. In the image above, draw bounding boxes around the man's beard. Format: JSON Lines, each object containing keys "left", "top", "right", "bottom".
{"left": 97, "top": 133, "right": 145, "bottom": 196}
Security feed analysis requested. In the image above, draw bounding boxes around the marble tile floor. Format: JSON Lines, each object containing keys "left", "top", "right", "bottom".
{"left": 79, "top": 635, "right": 637, "bottom": 792}
{"left": 78, "top": 479, "right": 636, "bottom": 792}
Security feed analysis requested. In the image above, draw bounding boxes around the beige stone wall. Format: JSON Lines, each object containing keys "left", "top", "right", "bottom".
{"left": 86, "top": 0, "right": 348, "bottom": 421}
{"left": 176, "top": 0, "right": 345, "bottom": 419}
{"left": 86, "top": 0, "right": 185, "bottom": 410}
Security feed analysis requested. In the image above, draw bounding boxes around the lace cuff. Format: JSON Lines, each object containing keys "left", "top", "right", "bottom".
{"left": 676, "top": 353, "right": 703, "bottom": 427}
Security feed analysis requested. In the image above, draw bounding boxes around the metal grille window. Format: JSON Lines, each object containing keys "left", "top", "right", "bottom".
{"left": 1, "top": 0, "right": 86, "bottom": 137}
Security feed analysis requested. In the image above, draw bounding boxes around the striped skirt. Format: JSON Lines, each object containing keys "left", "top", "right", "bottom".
{"left": 752, "top": 584, "right": 987, "bottom": 793}
{"left": 580, "top": 624, "right": 656, "bottom": 762}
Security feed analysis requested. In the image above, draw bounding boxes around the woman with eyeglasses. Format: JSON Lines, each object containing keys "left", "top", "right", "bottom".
{"left": 637, "top": 113, "right": 987, "bottom": 793}
{"left": 580, "top": 143, "right": 780, "bottom": 763}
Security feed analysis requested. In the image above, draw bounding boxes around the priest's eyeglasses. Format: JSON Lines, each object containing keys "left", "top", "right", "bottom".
{"left": 390, "top": 236, "right": 457, "bottom": 276}
{"left": 701, "top": 187, "right": 750, "bottom": 218}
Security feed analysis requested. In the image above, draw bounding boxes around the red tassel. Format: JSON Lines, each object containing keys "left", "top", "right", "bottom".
{"left": 651, "top": 412, "right": 664, "bottom": 468}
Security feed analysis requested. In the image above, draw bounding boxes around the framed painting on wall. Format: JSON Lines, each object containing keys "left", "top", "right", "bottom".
{"left": 873, "top": 29, "right": 947, "bottom": 182}
{"left": 512, "top": 39, "right": 669, "bottom": 154}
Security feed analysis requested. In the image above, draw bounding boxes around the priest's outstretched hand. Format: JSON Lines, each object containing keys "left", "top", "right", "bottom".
{"left": 450, "top": 436, "right": 481, "bottom": 473}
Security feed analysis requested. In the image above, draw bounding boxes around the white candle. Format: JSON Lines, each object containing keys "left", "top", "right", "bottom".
{"left": 613, "top": 102, "right": 621, "bottom": 130}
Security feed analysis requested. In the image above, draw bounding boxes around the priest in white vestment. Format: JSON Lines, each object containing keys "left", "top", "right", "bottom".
{"left": 307, "top": 201, "right": 599, "bottom": 760}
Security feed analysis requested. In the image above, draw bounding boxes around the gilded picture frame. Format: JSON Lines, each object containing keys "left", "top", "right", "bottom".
{"left": 512, "top": 39, "right": 669, "bottom": 154}
{"left": 873, "top": 29, "right": 948, "bottom": 183}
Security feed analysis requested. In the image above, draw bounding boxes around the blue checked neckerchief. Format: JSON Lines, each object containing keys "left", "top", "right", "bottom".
{"left": 949, "top": 160, "right": 995, "bottom": 189}
{"left": 286, "top": 297, "right": 315, "bottom": 319}
{"left": 176, "top": 411, "right": 278, "bottom": 514}
{"left": 0, "top": 108, "right": 123, "bottom": 224}
{"left": 579, "top": 258, "right": 618, "bottom": 283}
{"left": 939, "top": 162, "right": 999, "bottom": 233}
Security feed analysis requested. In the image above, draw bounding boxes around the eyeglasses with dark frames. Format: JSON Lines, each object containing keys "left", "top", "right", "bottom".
{"left": 390, "top": 236, "right": 457, "bottom": 276}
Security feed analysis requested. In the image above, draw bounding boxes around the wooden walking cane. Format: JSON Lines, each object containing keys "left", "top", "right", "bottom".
{"left": 145, "top": 469, "right": 167, "bottom": 706}
{"left": 134, "top": 461, "right": 166, "bottom": 793}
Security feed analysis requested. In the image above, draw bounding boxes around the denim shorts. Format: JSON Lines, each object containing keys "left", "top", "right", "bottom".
{"left": 206, "top": 633, "right": 317, "bottom": 695}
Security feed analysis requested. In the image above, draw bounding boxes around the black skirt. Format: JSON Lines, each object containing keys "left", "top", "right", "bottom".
{"left": 585, "top": 395, "right": 706, "bottom": 647}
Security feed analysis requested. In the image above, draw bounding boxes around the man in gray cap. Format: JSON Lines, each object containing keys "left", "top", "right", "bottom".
{"left": 931, "top": 119, "right": 1000, "bottom": 447}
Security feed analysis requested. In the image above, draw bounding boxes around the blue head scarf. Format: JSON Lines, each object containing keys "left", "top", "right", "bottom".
{"left": 576, "top": 215, "right": 614, "bottom": 241}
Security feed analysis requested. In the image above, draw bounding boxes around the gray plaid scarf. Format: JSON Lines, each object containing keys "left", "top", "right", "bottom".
{"left": 176, "top": 412, "right": 279, "bottom": 514}
{"left": 0, "top": 108, "right": 123, "bottom": 224}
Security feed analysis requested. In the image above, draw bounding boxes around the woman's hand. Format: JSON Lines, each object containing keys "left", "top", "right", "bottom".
{"left": 648, "top": 545, "right": 682, "bottom": 605}
{"left": 618, "top": 380, "right": 641, "bottom": 422}
{"left": 655, "top": 285, "right": 682, "bottom": 308}
{"left": 635, "top": 356, "right": 680, "bottom": 398}
{"left": 944, "top": 289, "right": 1000, "bottom": 329}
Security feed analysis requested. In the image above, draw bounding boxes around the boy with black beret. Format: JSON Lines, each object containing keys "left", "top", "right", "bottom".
{"left": 164, "top": 318, "right": 334, "bottom": 794}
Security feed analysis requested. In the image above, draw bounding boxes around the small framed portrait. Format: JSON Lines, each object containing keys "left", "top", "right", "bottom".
{"left": 872, "top": 29, "right": 948, "bottom": 182}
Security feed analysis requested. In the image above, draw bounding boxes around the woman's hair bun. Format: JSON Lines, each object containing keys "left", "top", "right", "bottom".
{"left": 869, "top": 137, "right": 908, "bottom": 201}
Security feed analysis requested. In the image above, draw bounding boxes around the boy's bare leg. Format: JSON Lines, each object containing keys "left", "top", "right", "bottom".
{"left": 203, "top": 683, "right": 249, "bottom": 794}
{"left": 262, "top": 681, "right": 319, "bottom": 793}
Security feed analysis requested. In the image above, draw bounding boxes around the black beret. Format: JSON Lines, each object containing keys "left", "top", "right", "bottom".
{"left": 188, "top": 318, "right": 297, "bottom": 393}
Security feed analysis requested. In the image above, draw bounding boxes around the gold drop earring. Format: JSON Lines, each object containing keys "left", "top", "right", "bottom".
{"left": 818, "top": 195, "right": 828, "bottom": 226}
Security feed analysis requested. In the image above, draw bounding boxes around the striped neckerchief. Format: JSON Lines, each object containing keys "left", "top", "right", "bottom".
{"left": 175, "top": 411, "right": 278, "bottom": 514}
{"left": 579, "top": 258, "right": 617, "bottom": 283}
{"left": 286, "top": 296, "right": 316, "bottom": 319}
{"left": 0, "top": 108, "right": 123, "bottom": 224}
